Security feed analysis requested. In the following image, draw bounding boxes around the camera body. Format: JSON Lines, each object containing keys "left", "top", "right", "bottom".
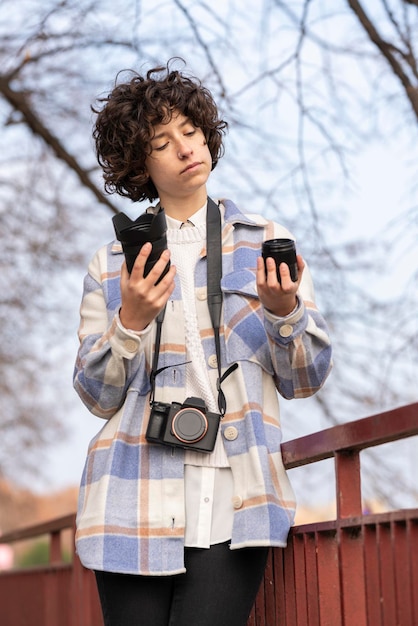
{"left": 146, "top": 396, "right": 220, "bottom": 453}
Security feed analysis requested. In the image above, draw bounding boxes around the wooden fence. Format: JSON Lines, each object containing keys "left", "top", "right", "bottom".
{"left": 1, "top": 402, "right": 417, "bottom": 625}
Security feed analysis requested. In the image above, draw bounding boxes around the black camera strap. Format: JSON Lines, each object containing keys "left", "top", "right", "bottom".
{"left": 150, "top": 197, "right": 237, "bottom": 416}
{"left": 206, "top": 198, "right": 238, "bottom": 415}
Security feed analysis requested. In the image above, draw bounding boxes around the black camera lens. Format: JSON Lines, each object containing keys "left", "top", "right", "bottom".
{"left": 171, "top": 408, "right": 208, "bottom": 444}
{"left": 112, "top": 210, "right": 170, "bottom": 282}
{"left": 262, "top": 238, "right": 298, "bottom": 284}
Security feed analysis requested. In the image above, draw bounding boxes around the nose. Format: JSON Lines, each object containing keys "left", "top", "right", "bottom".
{"left": 177, "top": 140, "right": 193, "bottom": 159}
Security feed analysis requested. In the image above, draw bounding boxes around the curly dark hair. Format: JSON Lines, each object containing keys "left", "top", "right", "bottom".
{"left": 92, "top": 60, "right": 228, "bottom": 202}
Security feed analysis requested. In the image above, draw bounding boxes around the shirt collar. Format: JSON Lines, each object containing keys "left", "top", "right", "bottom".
{"left": 165, "top": 202, "right": 207, "bottom": 229}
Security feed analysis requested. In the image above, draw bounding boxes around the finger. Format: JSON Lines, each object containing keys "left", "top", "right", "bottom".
{"left": 278, "top": 261, "right": 290, "bottom": 285}
{"left": 280, "top": 262, "right": 302, "bottom": 294}
{"left": 145, "top": 248, "right": 171, "bottom": 285}
{"left": 130, "top": 242, "right": 152, "bottom": 277}
{"left": 153, "top": 263, "right": 176, "bottom": 295}
{"left": 159, "top": 269, "right": 177, "bottom": 301}
{"left": 265, "top": 256, "right": 280, "bottom": 286}
{"left": 256, "top": 256, "right": 267, "bottom": 285}
{"left": 296, "top": 254, "right": 305, "bottom": 278}
{"left": 120, "top": 259, "right": 129, "bottom": 281}
{"left": 148, "top": 266, "right": 177, "bottom": 319}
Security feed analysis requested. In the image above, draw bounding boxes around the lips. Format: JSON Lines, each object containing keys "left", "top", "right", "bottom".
{"left": 180, "top": 161, "right": 202, "bottom": 174}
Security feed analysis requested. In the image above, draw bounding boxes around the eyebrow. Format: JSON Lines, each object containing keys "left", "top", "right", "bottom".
{"left": 151, "top": 117, "right": 192, "bottom": 141}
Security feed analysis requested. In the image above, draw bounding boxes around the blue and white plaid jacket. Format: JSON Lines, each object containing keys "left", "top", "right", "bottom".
{"left": 74, "top": 199, "right": 332, "bottom": 575}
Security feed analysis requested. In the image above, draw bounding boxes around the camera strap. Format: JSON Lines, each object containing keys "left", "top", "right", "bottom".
{"left": 150, "top": 197, "right": 237, "bottom": 416}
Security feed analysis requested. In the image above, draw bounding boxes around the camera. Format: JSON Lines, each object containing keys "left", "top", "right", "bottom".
{"left": 262, "top": 238, "right": 298, "bottom": 284}
{"left": 112, "top": 210, "right": 170, "bottom": 282}
{"left": 146, "top": 397, "right": 221, "bottom": 453}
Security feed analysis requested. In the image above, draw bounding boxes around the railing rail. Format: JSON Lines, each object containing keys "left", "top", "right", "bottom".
{"left": 282, "top": 402, "right": 418, "bottom": 466}
{"left": 1, "top": 402, "right": 417, "bottom": 625}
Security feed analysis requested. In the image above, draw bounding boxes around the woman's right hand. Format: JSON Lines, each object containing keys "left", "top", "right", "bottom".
{"left": 119, "top": 243, "right": 176, "bottom": 331}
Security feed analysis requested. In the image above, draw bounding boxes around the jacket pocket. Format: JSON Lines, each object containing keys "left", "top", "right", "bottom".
{"left": 221, "top": 269, "right": 273, "bottom": 374}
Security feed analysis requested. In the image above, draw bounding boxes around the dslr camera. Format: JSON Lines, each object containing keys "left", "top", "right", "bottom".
{"left": 146, "top": 397, "right": 220, "bottom": 453}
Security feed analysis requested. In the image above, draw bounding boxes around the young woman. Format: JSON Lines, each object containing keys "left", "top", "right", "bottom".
{"left": 74, "top": 60, "right": 332, "bottom": 626}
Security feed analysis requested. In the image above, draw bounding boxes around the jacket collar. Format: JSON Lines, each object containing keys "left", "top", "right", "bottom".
{"left": 221, "top": 198, "right": 269, "bottom": 228}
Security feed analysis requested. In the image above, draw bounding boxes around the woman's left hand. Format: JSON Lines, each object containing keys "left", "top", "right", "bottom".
{"left": 256, "top": 254, "right": 305, "bottom": 317}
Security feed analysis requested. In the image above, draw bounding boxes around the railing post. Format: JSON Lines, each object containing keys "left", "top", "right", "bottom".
{"left": 49, "top": 529, "right": 62, "bottom": 564}
{"left": 335, "top": 450, "right": 367, "bottom": 626}
{"left": 335, "top": 450, "right": 362, "bottom": 519}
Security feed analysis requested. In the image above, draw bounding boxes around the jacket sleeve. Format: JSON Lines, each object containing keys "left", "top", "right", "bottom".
{"left": 73, "top": 247, "right": 152, "bottom": 418}
{"left": 263, "top": 263, "right": 332, "bottom": 399}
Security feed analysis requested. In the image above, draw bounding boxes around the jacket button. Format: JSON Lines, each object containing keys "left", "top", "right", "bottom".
{"left": 232, "top": 495, "right": 243, "bottom": 509}
{"left": 208, "top": 354, "right": 218, "bottom": 368}
{"left": 124, "top": 339, "right": 138, "bottom": 353}
{"left": 224, "top": 426, "right": 238, "bottom": 441}
{"left": 279, "top": 324, "right": 293, "bottom": 338}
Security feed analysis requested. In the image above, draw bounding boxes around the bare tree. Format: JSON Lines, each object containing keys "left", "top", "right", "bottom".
{"left": 0, "top": 0, "right": 416, "bottom": 502}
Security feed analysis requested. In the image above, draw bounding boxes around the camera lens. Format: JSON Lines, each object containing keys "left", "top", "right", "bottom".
{"left": 171, "top": 408, "right": 208, "bottom": 444}
{"left": 112, "top": 210, "right": 170, "bottom": 281}
{"left": 262, "top": 238, "right": 298, "bottom": 283}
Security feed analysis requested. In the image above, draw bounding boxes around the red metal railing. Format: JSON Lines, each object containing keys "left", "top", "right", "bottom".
{"left": 1, "top": 402, "right": 417, "bottom": 626}
{"left": 248, "top": 402, "right": 418, "bottom": 625}
{"left": 0, "top": 514, "right": 102, "bottom": 626}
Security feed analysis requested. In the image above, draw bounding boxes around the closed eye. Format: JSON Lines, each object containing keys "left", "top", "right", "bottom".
{"left": 154, "top": 142, "right": 169, "bottom": 152}
{"left": 152, "top": 127, "right": 197, "bottom": 151}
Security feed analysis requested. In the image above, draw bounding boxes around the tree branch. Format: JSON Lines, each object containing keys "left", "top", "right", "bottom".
{"left": 0, "top": 74, "right": 119, "bottom": 214}
{"left": 173, "top": 0, "right": 229, "bottom": 100}
{"left": 347, "top": 0, "right": 418, "bottom": 121}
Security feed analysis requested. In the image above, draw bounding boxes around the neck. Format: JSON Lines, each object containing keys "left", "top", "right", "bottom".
{"left": 160, "top": 188, "right": 208, "bottom": 222}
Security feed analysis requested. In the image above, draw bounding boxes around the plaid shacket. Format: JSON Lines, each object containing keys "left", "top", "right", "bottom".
{"left": 74, "top": 199, "right": 332, "bottom": 575}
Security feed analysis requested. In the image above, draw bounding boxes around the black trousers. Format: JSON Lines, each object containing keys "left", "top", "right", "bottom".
{"left": 95, "top": 542, "right": 269, "bottom": 626}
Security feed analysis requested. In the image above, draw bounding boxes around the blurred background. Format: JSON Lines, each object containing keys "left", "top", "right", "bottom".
{"left": 0, "top": 0, "right": 417, "bottom": 554}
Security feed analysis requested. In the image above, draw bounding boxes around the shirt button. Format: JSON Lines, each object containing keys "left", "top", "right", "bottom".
{"left": 124, "top": 339, "right": 138, "bottom": 352}
{"left": 204, "top": 497, "right": 210, "bottom": 503}
{"left": 232, "top": 495, "right": 243, "bottom": 509}
{"left": 279, "top": 324, "right": 293, "bottom": 338}
{"left": 196, "top": 287, "right": 207, "bottom": 301}
{"left": 224, "top": 426, "right": 238, "bottom": 441}
{"left": 208, "top": 354, "right": 218, "bottom": 369}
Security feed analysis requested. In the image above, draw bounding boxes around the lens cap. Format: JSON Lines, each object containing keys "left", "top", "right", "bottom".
{"left": 172, "top": 409, "right": 208, "bottom": 443}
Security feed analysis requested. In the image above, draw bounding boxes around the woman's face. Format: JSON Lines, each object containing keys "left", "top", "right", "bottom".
{"left": 144, "top": 111, "right": 212, "bottom": 205}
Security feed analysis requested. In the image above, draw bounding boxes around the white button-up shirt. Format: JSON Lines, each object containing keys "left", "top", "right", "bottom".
{"left": 166, "top": 206, "right": 234, "bottom": 548}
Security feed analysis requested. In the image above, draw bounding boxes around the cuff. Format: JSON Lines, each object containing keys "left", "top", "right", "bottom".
{"left": 264, "top": 295, "right": 308, "bottom": 345}
{"left": 107, "top": 312, "right": 152, "bottom": 358}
